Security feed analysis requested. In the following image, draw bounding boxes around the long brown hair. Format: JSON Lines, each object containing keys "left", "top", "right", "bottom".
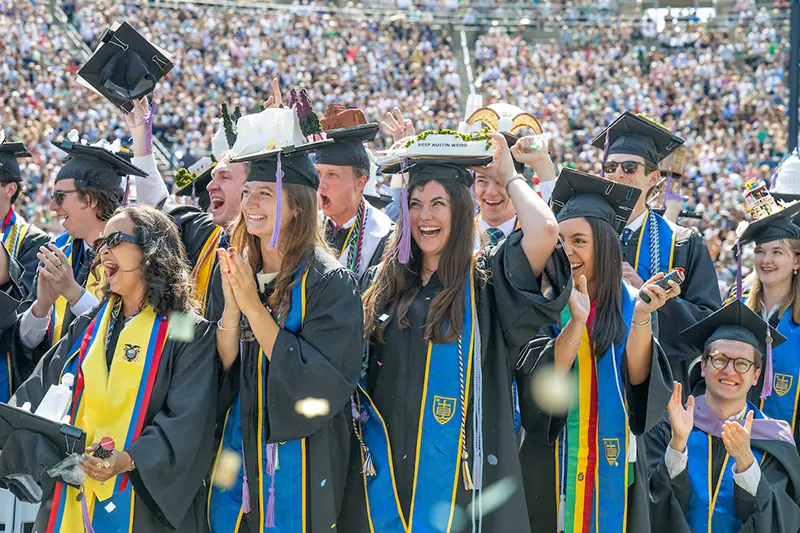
{"left": 363, "top": 179, "right": 480, "bottom": 344}
{"left": 230, "top": 183, "right": 327, "bottom": 320}
{"left": 747, "top": 238, "right": 800, "bottom": 324}
{"left": 586, "top": 216, "right": 627, "bottom": 358}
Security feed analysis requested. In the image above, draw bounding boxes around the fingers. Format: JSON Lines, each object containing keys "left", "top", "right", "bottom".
{"left": 217, "top": 248, "right": 231, "bottom": 274}
{"left": 487, "top": 131, "right": 509, "bottom": 150}
{"left": 644, "top": 272, "right": 666, "bottom": 285}
{"left": 49, "top": 244, "right": 70, "bottom": 266}
{"left": 271, "top": 78, "right": 282, "bottom": 106}
{"left": 669, "top": 381, "right": 682, "bottom": 405}
{"left": 744, "top": 410, "right": 754, "bottom": 432}
{"left": 39, "top": 245, "right": 62, "bottom": 267}
{"left": 264, "top": 95, "right": 275, "bottom": 109}
{"left": 686, "top": 394, "right": 695, "bottom": 408}
{"left": 666, "top": 279, "right": 682, "bottom": 298}
{"left": 577, "top": 275, "right": 588, "bottom": 295}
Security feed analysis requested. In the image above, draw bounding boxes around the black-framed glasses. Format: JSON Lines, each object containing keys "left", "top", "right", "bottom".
{"left": 602, "top": 161, "right": 651, "bottom": 175}
{"left": 92, "top": 231, "right": 141, "bottom": 252}
{"left": 52, "top": 189, "right": 78, "bottom": 206}
{"left": 708, "top": 353, "right": 758, "bottom": 374}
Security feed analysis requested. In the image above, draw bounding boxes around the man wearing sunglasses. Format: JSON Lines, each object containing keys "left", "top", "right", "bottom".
{"left": 17, "top": 137, "right": 146, "bottom": 357}
{"left": 593, "top": 112, "right": 721, "bottom": 393}
{"left": 645, "top": 299, "right": 800, "bottom": 533}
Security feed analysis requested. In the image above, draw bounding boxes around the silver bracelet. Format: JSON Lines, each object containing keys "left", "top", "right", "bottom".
{"left": 505, "top": 173, "right": 525, "bottom": 194}
{"left": 632, "top": 315, "right": 652, "bottom": 328}
{"left": 559, "top": 332, "right": 581, "bottom": 348}
{"left": 217, "top": 320, "right": 240, "bottom": 331}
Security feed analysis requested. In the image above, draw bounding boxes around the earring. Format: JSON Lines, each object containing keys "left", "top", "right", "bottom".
{"left": 794, "top": 269, "right": 798, "bottom": 276}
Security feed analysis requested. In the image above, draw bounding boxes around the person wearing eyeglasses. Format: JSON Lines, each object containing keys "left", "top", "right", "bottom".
{"left": 2, "top": 205, "right": 218, "bottom": 533}
{"left": 16, "top": 136, "right": 146, "bottom": 358}
{"left": 645, "top": 299, "right": 800, "bottom": 533}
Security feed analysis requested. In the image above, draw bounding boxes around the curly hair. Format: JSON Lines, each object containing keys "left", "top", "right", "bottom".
{"left": 76, "top": 178, "right": 122, "bottom": 221}
{"left": 92, "top": 205, "right": 195, "bottom": 315}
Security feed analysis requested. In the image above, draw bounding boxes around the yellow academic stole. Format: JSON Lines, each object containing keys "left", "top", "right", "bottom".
{"left": 1, "top": 209, "right": 28, "bottom": 259}
{"left": 48, "top": 298, "right": 169, "bottom": 532}
{"left": 191, "top": 226, "right": 223, "bottom": 314}
{"left": 49, "top": 239, "right": 105, "bottom": 346}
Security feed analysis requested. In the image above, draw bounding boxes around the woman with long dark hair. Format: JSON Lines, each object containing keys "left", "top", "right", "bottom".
{"left": 1, "top": 205, "right": 218, "bottom": 532}
{"left": 340, "top": 133, "right": 572, "bottom": 532}
{"left": 518, "top": 168, "right": 676, "bottom": 533}
{"left": 207, "top": 141, "right": 364, "bottom": 532}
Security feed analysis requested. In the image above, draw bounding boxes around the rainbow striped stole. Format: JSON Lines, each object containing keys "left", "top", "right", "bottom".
{"left": 46, "top": 298, "right": 169, "bottom": 532}
{"left": 554, "top": 283, "right": 637, "bottom": 533}
{"left": 209, "top": 268, "right": 310, "bottom": 533}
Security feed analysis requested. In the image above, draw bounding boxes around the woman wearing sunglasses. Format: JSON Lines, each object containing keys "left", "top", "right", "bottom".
{"left": 3, "top": 205, "right": 218, "bottom": 532}
{"left": 340, "top": 134, "right": 571, "bottom": 532}
{"left": 736, "top": 189, "right": 800, "bottom": 446}
{"left": 207, "top": 139, "right": 363, "bottom": 531}
{"left": 518, "top": 169, "right": 676, "bottom": 533}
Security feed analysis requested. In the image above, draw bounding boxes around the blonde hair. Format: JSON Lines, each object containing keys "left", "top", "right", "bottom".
{"left": 747, "top": 238, "right": 800, "bottom": 324}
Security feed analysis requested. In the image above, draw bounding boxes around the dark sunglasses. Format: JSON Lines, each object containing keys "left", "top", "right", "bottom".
{"left": 92, "top": 231, "right": 141, "bottom": 252}
{"left": 601, "top": 161, "right": 652, "bottom": 175}
{"left": 52, "top": 189, "right": 78, "bottom": 206}
{"left": 707, "top": 353, "right": 757, "bottom": 374}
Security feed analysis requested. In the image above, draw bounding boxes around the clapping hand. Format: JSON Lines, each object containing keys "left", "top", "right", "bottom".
{"left": 567, "top": 274, "right": 591, "bottom": 326}
{"left": 722, "top": 410, "right": 756, "bottom": 472}
{"left": 217, "top": 247, "right": 262, "bottom": 318}
{"left": 667, "top": 381, "right": 695, "bottom": 453}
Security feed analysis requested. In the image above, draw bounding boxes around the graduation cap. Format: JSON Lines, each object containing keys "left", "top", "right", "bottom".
{"left": 550, "top": 167, "right": 642, "bottom": 235}
{"left": 174, "top": 156, "right": 216, "bottom": 212}
{"left": 680, "top": 299, "right": 787, "bottom": 398}
{"left": 591, "top": 112, "right": 684, "bottom": 167}
{"left": 315, "top": 123, "right": 380, "bottom": 170}
{"left": 364, "top": 152, "right": 392, "bottom": 209}
{"left": 77, "top": 22, "right": 173, "bottom": 109}
{"left": 0, "top": 139, "right": 32, "bottom": 183}
{"left": 738, "top": 179, "right": 800, "bottom": 245}
{"left": 52, "top": 133, "right": 146, "bottom": 196}
{"left": 771, "top": 148, "right": 800, "bottom": 204}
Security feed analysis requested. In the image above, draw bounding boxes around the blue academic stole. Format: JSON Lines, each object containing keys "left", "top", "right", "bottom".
{"left": 209, "top": 269, "right": 310, "bottom": 533}
{"left": 0, "top": 209, "right": 29, "bottom": 402}
{"left": 633, "top": 210, "right": 677, "bottom": 279}
{"left": 354, "top": 270, "right": 476, "bottom": 533}
{"left": 685, "top": 402, "right": 766, "bottom": 533}
{"left": 554, "top": 282, "right": 636, "bottom": 533}
{"left": 756, "top": 307, "right": 800, "bottom": 432}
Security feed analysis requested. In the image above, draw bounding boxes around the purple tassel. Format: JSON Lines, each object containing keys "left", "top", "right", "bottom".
{"left": 121, "top": 176, "right": 131, "bottom": 206}
{"left": 143, "top": 101, "right": 156, "bottom": 156}
{"left": 736, "top": 240, "right": 743, "bottom": 301}
{"left": 600, "top": 129, "right": 610, "bottom": 177}
{"left": 80, "top": 488, "right": 96, "bottom": 533}
{"left": 663, "top": 172, "right": 672, "bottom": 208}
{"left": 761, "top": 325, "right": 774, "bottom": 399}
{"left": 392, "top": 158, "right": 412, "bottom": 264}
{"left": 350, "top": 397, "right": 368, "bottom": 423}
{"left": 269, "top": 152, "right": 284, "bottom": 249}
{"left": 265, "top": 482, "right": 276, "bottom": 528}
{"left": 242, "top": 469, "right": 251, "bottom": 514}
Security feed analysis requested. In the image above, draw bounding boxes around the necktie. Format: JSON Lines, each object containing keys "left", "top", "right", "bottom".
{"left": 486, "top": 227, "right": 505, "bottom": 246}
{"left": 621, "top": 227, "right": 633, "bottom": 247}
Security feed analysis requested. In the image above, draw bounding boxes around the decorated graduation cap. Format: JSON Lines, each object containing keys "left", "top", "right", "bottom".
{"left": 680, "top": 299, "right": 787, "bottom": 398}
{"left": 738, "top": 178, "right": 800, "bottom": 245}
{"left": 315, "top": 104, "right": 379, "bottom": 170}
{"left": 550, "top": 168, "right": 641, "bottom": 235}
{"left": 591, "top": 111, "right": 684, "bottom": 168}
{"left": 771, "top": 149, "right": 800, "bottom": 204}
{"left": 52, "top": 130, "right": 146, "bottom": 197}
{"left": 228, "top": 92, "right": 331, "bottom": 248}
{"left": 77, "top": 22, "right": 173, "bottom": 109}
{"left": 174, "top": 156, "right": 215, "bottom": 211}
{"left": 465, "top": 101, "right": 543, "bottom": 174}
{"left": 0, "top": 133, "right": 32, "bottom": 183}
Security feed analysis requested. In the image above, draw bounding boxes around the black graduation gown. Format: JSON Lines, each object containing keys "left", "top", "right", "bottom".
{"left": 161, "top": 199, "right": 223, "bottom": 270}
{"left": 208, "top": 247, "right": 364, "bottom": 532}
{"left": 517, "top": 318, "right": 672, "bottom": 533}
{"left": 0, "top": 304, "right": 219, "bottom": 532}
{"left": 340, "top": 231, "right": 572, "bottom": 533}
{"left": 0, "top": 254, "right": 34, "bottom": 399}
{"left": 623, "top": 221, "right": 720, "bottom": 391}
{"left": 645, "top": 416, "right": 800, "bottom": 532}
{"left": 4, "top": 217, "right": 51, "bottom": 297}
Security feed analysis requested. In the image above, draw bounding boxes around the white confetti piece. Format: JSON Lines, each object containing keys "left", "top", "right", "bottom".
{"left": 295, "top": 397, "right": 330, "bottom": 418}
{"left": 105, "top": 502, "right": 116, "bottom": 513}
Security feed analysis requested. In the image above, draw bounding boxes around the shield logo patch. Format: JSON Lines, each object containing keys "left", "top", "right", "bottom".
{"left": 432, "top": 396, "right": 457, "bottom": 425}
{"left": 603, "top": 438, "right": 621, "bottom": 466}
{"left": 774, "top": 374, "right": 793, "bottom": 397}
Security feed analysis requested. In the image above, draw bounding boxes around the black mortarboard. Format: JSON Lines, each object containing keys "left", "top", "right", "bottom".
{"left": 550, "top": 168, "right": 641, "bottom": 235}
{"left": 243, "top": 151, "right": 320, "bottom": 189}
{"left": 77, "top": 22, "right": 173, "bottom": 109}
{"left": 739, "top": 199, "right": 800, "bottom": 245}
{"left": 0, "top": 142, "right": 32, "bottom": 183}
{"left": 315, "top": 124, "right": 379, "bottom": 170}
{"left": 591, "top": 112, "right": 684, "bottom": 166}
{"left": 52, "top": 140, "right": 146, "bottom": 195}
{"left": 502, "top": 133, "right": 526, "bottom": 174}
{"left": 379, "top": 157, "right": 490, "bottom": 189}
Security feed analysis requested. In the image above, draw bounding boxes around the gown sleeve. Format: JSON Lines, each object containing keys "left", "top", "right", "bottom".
{"left": 161, "top": 199, "right": 219, "bottom": 269}
{"left": 516, "top": 328, "right": 565, "bottom": 445}
{"left": 645, "top": 417, "right": 693, "bottom": 533}
{"left": 14, "top": 226, "right": 52, "bottom": 298}
{"left": 265, "top": 267, "right": 363, "bottom": 443}
{"left": 623, "top": 335, "right": 673, "bottom": 435}
{"left": 125, "top": 317, "right": 218, "bottom": 529}
{"left": 486, "top": 231, "right": 572, "bottom": 351}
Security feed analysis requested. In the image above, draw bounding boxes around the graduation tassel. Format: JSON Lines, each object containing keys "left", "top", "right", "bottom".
{"left": 80, "top": 487, "right": 96, "bottom": 533}
{"left": 361, "top": 447, "right": 377, "bottom": 477}
{"left": 461, "top": 453, "right": 474, "bottom": 491}
{"left": 350, "top": 396, "right": 376, "bottom": 477}
{"left": 269, "top": 152, "right": 284, "bottom": 249}
{"left": 556, "top": 494, "right": 566, "bottom": 532}
{"left": 735, "top": 240, "right": 743, "bottom": 301}
{"left": 241, "top": 444, "right": 251, "bottom": 513}
{"left": 121, "top": 176, "right": 131, "bottom": 207}
{"left": 265, "top": 443, "right": 277, "bottom": 528}
{"left": 393, "top": 158, "right": 412, "bottom": 264}
{"left": 144, "top": 101, "right": 156, "bottom": 156}
{"left": 761, "top": 325, "right": 774, "bottom": 399}
{"left": 600, "top": 129, "right": 610, "bottom": 177}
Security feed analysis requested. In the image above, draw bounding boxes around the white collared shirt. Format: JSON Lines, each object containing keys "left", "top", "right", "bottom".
{"left": 478, "top": 216, "right": 517, "bottom": 237}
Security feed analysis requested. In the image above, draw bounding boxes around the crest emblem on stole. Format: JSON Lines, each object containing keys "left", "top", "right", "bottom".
{"left": 603, "top": 438, "right": 621, "bottom": 466}
{"left": 774, "top": 374, "right": 793, "bottom": 397}
{"left": 433, "top": 396, "right": 457, "bottom": 425}
{"left": 122, "top": 344, "right": 140, "bottom": 363}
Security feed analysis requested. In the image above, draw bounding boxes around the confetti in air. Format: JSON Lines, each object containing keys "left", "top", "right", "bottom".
{"left": 465, "top": 476, "right": 518, "bottom": 517}
{"left": 167, "top": 312, "right": 196, "bottom": 343}
{"left": 212, "top": 449, "right": 242, "bottom": 490}
{"left": 429, "top": 501, "right": 467, "bottom": 532}
{"left": 529, "top": 363, "right": 574, "bottom": 416}
{"left": 295, "top": 397, "right": 331, "bottom": 418}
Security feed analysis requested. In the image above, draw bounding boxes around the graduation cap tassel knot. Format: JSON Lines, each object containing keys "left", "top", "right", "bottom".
{"left": 269, "top": 152, "right": 284, "bottom": 249}
{"left": 80, "top": 487, "right": 96, "bottom": 533}
{"left": 761, "top": 327, "right": 774, "bottom": 399}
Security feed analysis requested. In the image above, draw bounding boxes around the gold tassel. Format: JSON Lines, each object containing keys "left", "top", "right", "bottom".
{"left": 462, "top": 458, "right": 474, "bottom": 490}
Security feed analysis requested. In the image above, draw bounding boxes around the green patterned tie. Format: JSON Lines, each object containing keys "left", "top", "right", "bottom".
{"left": 486, "top": 227, "right": 505, "bottom": 246}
